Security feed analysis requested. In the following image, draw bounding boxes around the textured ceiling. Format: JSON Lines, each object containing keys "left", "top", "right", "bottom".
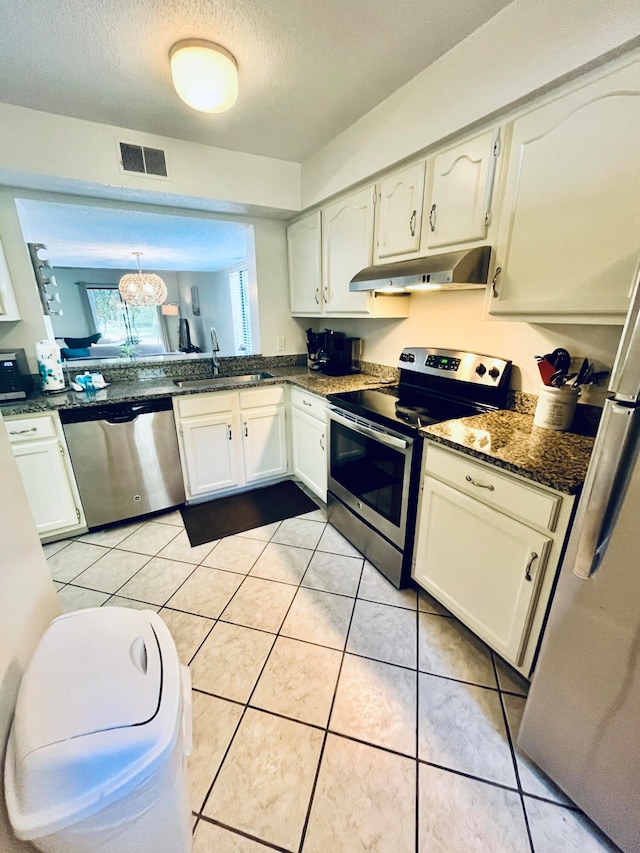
{"left": 0, "top": 0, "right": 512, "bottom": 162}
{"left": 16, "top": 199, "right": 249, "bottom": 271}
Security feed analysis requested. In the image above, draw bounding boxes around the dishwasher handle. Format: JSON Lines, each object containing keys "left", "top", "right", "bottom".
{"left": 60, "top": 397, "right": 173, "bottom": 425}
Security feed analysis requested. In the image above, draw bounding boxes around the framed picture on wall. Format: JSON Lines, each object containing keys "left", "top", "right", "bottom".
{"left": 191, "top": 286, "right": 201, "bottom": 316}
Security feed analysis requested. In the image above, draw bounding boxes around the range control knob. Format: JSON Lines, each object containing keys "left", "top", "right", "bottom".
{"left": 475, "top": 363, "right": 487, "bottom": 376}
{"left": 488, "top": 366, "right": 501, "bottom": 379}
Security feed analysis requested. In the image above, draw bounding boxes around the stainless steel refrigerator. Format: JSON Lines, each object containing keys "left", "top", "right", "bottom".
{"left": 519, "top": 263, "right": 640, "bottom": 852}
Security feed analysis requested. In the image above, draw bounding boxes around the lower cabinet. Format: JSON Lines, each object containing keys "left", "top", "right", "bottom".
{"left": 413, "top": 443, "right": 575, "bottom": 676}
{"left": 5, "top": 412, "right": 85, "bottom": 540}
{"left": 290, "top": 387, "right": 327, "bottom": 500}
{"left": 174, "top": 386, "right": 289, "bottom": 501}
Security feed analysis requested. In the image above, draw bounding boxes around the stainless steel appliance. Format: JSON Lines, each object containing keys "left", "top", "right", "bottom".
{"left": 327, "top": 347, "right": 512, "bottom": 588}
{"left": 60, "top": 398, "right": 185, "bottom": 528}
{"left": 519, "top": 263, "right": 640, "bottom": 852}
{"left": 0, "top": 349, "right": 34, "bottom": 402}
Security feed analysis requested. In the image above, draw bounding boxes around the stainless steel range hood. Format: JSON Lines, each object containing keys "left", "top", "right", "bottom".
{"left": 349, "top": 246, "right": 492, "bottom": 293}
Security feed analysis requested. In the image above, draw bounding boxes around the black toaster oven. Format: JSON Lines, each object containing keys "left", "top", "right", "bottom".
{"left": 0, "top": 349, "right": 34, "bottom": 401}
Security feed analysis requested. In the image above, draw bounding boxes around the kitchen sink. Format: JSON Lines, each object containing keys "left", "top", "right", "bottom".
{"left": 173, "top": 372, "right": 274, "bottom": 389}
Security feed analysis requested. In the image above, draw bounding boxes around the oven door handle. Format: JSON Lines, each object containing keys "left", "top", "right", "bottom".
{"left": 329, "top": 410, "right": 410, "bottom": 451}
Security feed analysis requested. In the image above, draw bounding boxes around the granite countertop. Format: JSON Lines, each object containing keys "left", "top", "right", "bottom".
{"left": 0, "top": 367, "right": 388, "bottom": 417}
{"left": 422, "top": 409, "right": 595, "bottom": 494}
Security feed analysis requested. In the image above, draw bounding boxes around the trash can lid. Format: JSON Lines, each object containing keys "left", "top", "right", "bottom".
{"left": 5, "top": 607, "right": 183, "bottom": 840}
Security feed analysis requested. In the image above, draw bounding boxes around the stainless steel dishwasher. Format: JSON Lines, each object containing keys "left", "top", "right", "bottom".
{"left": 60, "top": 398, "right": 185, "bottom": 528}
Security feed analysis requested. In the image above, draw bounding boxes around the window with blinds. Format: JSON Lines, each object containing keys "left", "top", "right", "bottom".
{"left": 229, "top": 266, "right": 252, "bottom": 355}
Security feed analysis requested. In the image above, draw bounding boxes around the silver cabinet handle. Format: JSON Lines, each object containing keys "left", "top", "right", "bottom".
{"left": 228, "top": 425, "right": 232, "bottom": 440}
{"left": 429, "top": 203, "right": 436, "bottom": 232}
{"left": 303, "top": 400, "right": 312, "bottom": 407}
{"left": 525, "top": 552, "right": 538, "bottom": 581}
{"left": 465, "top": 474, "right": 494, "bottom": 491}
{"left": 320, "top": 433, "right": 325, "bottom": 451}
{"left": 409, "top": 209, "right": 417, "bottom": 237}
{"left": 323, "top": 286, "right": 329, "bottom": 305}
{"left": 9, "top": 426, "right": 37, "bottom": 435}
{"left": 244, "top": 422, "right": 249, "bottom": 437}
{"left": 314, "top": 288, "right": 320, "bottom": 305}
{"left": 491, "top": 267, "right": 502, "bottom": 298}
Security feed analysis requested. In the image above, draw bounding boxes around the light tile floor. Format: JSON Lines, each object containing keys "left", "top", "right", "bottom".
{"left": 44, "top": 504, "right": 618, "bottom": 853}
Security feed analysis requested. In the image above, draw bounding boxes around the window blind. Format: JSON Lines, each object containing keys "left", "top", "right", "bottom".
{"left": 229, "top": 267, "right": 252, "bottom": 355}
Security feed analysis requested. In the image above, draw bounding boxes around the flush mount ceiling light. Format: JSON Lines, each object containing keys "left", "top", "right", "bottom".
{"left": 118, "top": 253, "right": 167, "bottom": 306}
{"left": 169, "top": 39, "right": 238, "bottom": 113}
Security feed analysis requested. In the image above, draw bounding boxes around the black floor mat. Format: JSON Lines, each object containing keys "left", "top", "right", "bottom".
{"left": 180, "top": 480, "right": 319, "bottom": 546}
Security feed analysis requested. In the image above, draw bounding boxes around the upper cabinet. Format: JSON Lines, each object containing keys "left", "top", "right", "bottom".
{"left": 287, "top": 212, "right": 322, "bottom": 315}
{"left": 0, "top": 237, "right": 21, "bottom": 321}
{"left": 322, "top": 187, "right": 374, "bottom": 314}
{"left": 425, "top": 129, "right": 500, "bottom": 250}
{"left": 374, "top": 162, "right": 426, "bottom": 261}
{"left": 489, "top": 58, "right": 640, "bottom": 323}
{"left": 288, "top": 186, "right": 409, "bottom": 318}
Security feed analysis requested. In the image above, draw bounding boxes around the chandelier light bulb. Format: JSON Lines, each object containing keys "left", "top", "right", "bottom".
{"left": 170, "top": 40, "right": 238, "bottom": 113}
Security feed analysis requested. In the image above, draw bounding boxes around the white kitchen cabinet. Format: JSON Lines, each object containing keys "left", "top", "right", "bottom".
{"left": 413, "top": 444, "right": 575, "bottom": 676}
{"left": 321, "top": 187, "right": 375, "bottom": 315}
{"left": 290, "top": 387, "right": 327, "bottom": 500}
{"left": 179, "top": 412, "right": 241, "bottom": 498}
{"left": 0, "top": 237, "right": 20, "bottom": 321}
{"left": 5, "top": 413, "right": 84, "bottom": 539}
{"left": 174, "top": 385, "right": 288, "bottom": 501}
{"left": 489, "top": 57, "right": 640, "bottom": 323}
{"left": 425, "top": 129, "right": 500, "bottom": 250}
{"left": 241, "top": 405, "right": 288, "bottom": 483}
{"left": 287, "top": 211, "right": 322, "bottom": 315}
{"left": 374, "top": 162, "right": 426, "bottom": 261}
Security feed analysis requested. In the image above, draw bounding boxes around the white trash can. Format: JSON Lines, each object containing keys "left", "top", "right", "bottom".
{"left": 4, "top": 607, "right": 192, "bottom": 853}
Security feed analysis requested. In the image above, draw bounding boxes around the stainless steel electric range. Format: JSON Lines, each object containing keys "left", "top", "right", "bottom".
{"left": 326, "top": 347, "right": 512, "bottom": 588}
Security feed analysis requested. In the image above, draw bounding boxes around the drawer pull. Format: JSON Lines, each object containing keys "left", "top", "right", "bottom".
{"left": 465, "top": 474, "right": 494, "bottom": 491}
{"left": 9, "top": 427, "right": 38, "bottom": 435}
{"left": 525, "top": 551, "right": 539, "bottom": 582}
{"left": 303, "top": 400, "right": 312, "bottom": 407}
{"left": 320, "top": 433, "right": 325, "bottom": 451}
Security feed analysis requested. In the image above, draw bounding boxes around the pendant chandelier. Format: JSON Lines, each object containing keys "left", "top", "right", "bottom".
{"left": 118, "top": 253, "right": 167, "bottom": 306}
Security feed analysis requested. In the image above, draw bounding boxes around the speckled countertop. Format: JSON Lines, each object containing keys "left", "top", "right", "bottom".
{"left": 422, "top": 409, "right": 595, "bottom": 494}
{"left": 0, "top": 367, "right": 388, "bottom": 416}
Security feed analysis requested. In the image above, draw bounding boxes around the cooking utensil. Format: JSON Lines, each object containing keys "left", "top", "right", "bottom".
{"left": 535, "top": 355, "right": 556, "bottom": 386}
{"left": 550, "top": 371, "right": 577, "bottom": 387}
{"left": 550, "top": 348, "right": 571, "bottom": 373}
{"left": 572, "top": 358, "right": 591, "bottom": 387}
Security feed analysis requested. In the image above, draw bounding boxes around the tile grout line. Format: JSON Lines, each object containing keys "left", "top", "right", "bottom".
{"left": 415, "top": 600, "right": 420, "bottom": 853}
{"left": 295, "top": 556, "right": 366, "bottom": 853}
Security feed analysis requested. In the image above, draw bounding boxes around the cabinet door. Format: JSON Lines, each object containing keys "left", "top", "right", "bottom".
{"left": 413, "top": 477, "right": 551, "bottom": 667}
{"left": 426, "top": 129, "right": 498, "bottom": 249}
{"left": 180, "top": 412, "right": 241, "bottom": 498}
{"left": 242, "top": 406, "right": 288, "bottom": 483}
{"left": 491, "top": 59, "right": 640, "bottom": 321}
{"left": 322, "top": 187, "right": 373, "bottom": 314}
{"left": 374, "top": 162, "right": 425, "bottom": 261}
{"left": 291, "top": 407, "right": 327, "bottom": 500}
{"left": 0, "top": 237, "right": 20, "bottom": 321}
{"left": 12, "top": 438, "right": 79, "bottom": 534}
{"left": 287, "top": 212, "right": 323, "bottom": 314}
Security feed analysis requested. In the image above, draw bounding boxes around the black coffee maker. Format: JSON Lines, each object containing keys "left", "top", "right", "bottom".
{"left": 307, "top": 329, "right": 361, "bottom": 375}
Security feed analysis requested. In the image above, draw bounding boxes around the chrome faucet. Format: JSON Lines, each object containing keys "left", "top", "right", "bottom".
{"left": 210, "top": 326, "right": 220, "bottom": 376}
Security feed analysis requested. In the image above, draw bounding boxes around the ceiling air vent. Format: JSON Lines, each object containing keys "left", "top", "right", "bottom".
{"left": 118, "top": 142, "right": 168, "bottom": 177}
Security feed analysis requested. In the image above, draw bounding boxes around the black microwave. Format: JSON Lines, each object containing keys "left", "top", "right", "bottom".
{"left": 0, "top": 349, "right": 34, "bottom": 401}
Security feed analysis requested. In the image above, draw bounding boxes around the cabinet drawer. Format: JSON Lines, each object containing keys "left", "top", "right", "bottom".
{"left": 5, "top": 414, "right": 57, "bottom": 443}
{"left": 176, "top": 392, "right": 236, "bottom": 419}
{"left": 291, "top": 386, "right": 327, "bottom": 420}
{"left": 424, "top": 444, "right": 561, "bottom": 531}
{"left": 239, "top": 385, "right": 284, "bottom": 409}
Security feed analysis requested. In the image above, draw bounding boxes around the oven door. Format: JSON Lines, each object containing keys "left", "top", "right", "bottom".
{"left": 327, "top": 407, "right": 413, "bottom": 548}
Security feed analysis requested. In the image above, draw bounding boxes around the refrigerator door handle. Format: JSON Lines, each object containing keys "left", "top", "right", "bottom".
{"left": 570, "top": 399, "right": 639, "bottom": 579}
{"left": 608, "top": 260, "right": 640, "bottom": 402}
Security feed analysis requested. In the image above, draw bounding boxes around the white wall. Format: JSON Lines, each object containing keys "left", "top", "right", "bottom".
{"left": 319, "top": 291, "right": 622, "bottom": 397}
{"left": 0, "top": 104, "right": 300, "bottom": 217}
{"left": 176, "top": 270, "right": 235, "bottom": 355}
{"left": 0, "top": 416, "right": 60, "bottom": 852}
{"left": 301, "top": 0, "right": 640, "bottom": 205}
